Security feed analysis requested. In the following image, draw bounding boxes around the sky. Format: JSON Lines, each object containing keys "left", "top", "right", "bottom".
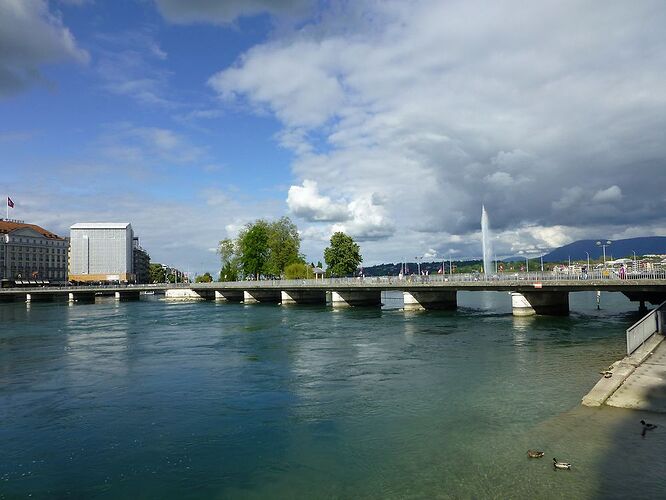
{"left": 1, "top": 0, "right": 665, "bottom": 274}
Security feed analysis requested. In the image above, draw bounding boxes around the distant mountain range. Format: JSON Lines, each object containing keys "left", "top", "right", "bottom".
{"left": 540, "top": 236, "right": 666, "bottom": 262}
{"left": 360, "top": 236, "right": 666, "bottom": 276}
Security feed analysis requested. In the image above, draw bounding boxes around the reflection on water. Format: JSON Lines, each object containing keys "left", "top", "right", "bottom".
{"left": 0, "top": 291, "right": 663, "bottom": 498}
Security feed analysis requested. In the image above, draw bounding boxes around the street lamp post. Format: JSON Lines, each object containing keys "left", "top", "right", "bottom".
{"left": 596, "top": 240, "right": 612, "bottom": 267}
{"left": 415, "top": 256, "right": 422, "bottom": 276}
{"left": 632, "top": 250, "right": 637, "bottom": 271}
{"left": 585, "top": 252, "right": 590, "bottom": 273}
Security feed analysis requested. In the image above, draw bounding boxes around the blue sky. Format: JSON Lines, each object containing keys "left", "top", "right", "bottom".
{"left": 2, "top": 0, "right": 665, "bottom": 274}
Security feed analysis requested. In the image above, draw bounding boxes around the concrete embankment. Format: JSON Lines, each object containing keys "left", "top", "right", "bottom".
{"left": 583, "top": 334, "right": 666, "bottom": 412}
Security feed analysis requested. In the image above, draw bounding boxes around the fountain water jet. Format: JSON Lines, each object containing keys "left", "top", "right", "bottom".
{"left": 481, "top": 205, "right": 493, "bottom": 275}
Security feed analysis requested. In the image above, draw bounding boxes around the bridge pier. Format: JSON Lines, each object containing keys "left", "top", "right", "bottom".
{"left": 622, "top": 292, "right": 666, "bottom": 312}
{"left": 511, "top": 292, "right": 569, "bottom": 316}
{"left": 330, "top": 290, "right": 382, "bottom": 307}
{"left": 215, "top": 290, "right": 243, "bottom": 302}
{"left": 165, "top": 289, "right": 212, "bottom": 300}
{"left": 114, "top": 291, "right": 140, "bottom": 301}
{"left": 25, "top": 293, "right": 57, "bottom": 303}
{"left": 243, "top": 290, "right": 281, "bottom": 304}
{"left": 68, "top": 292, "right": 96, "bottom": 303}
{"left": 403, "top": 291, "right": 457, "bottom": 310}
{"left": 280, "top": 290, "right": 327, "bottom": 305}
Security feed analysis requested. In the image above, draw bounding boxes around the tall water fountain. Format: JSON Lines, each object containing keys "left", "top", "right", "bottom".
{"left": 481, "top": 205, "right": 493, "bottom": 275}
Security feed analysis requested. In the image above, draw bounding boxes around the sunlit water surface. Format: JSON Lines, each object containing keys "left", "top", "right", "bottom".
{"left": 1, "top": 291, "right": 665, "bottom": 499}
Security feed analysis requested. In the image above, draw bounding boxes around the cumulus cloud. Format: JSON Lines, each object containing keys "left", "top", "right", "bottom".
{"left": 332, "top": 194, "right": 395, "bottom": 241}
{"left": 287, "top": 180, "right": 349, "bottom": 222}
{"left": 0, "top": 0, "right": 88, "bottom": 97}
{"left": 592, "top": 185, "right": 623, "bottom": 204}
{"left": 208, "top": 0, "right": 666, "bottom": 262}
{"left": 154, "top": 0, "right": 312, "bottom": 25}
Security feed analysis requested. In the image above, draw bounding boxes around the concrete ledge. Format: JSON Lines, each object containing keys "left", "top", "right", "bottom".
{"left": 165, "top": 289, "right": 207, "bottom": 301}
{"left": 582, "top": 334, "right": 664, "bottom": 407}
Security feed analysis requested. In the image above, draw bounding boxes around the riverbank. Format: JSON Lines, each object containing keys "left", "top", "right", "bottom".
{"left": 582, "top": 334, "right": 666, "bottom": 411}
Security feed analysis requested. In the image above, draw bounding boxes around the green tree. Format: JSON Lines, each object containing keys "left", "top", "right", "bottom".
{"left": 324, "top": 232, "right": 362, "bottom": 277}
{"left": 218, "top": 238, "right": 240, "bottom": 281}
{"left": 195, "top": 272, "right": 213, "bottom": 283}
{"left": 266, "top": 216, "right": 302, "bottom": 276}
{"left": 149, "top": 263, "right": 166, "bottom": 283}
{"left": 238, "top": 220, "right": 270, "bottom": 279}
{"left": 284, "top": 262, "right": 314, "bottom": 279}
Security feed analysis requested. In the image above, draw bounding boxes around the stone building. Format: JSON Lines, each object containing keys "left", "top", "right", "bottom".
{"left": 0, "top": 219, "right": 69, "bottom": 283}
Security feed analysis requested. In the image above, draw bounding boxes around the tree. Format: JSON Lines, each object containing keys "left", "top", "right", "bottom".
{"left": 284, "top": 262, "right": 313, "bottom": 279}
{"left": 195, "top": 272, "right": 213, "bottom": 283}
{"left": 238, "top": 220, "right": 270, "bottom": 279}
{"left": 324, "top": 232, "right": 362, "bottom": 277}
{"left": 266, "top": 216, "right": 302, "bottom": 276}
{"left": 218, "top": 238, "right": 240, "bottom": 281}
{"left": 149, "top": 263, "right": 166, "bottom": 283}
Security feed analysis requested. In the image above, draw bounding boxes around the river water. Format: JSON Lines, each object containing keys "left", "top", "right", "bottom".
{"left": 1, "top": 291, "right": 665, "bottom": 499}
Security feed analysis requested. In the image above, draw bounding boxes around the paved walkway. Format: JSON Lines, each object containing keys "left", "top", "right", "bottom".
{"left": 583, "top": 334, "right": 666, "bottom": 412}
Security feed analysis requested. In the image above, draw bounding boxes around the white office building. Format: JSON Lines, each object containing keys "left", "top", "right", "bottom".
{"left": 69, "top": 223, "right": 135, "bottom": 282}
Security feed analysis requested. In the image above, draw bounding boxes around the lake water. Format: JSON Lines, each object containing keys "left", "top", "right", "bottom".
{"left": 1, "top": 291, "right": 665, "bottom": 499}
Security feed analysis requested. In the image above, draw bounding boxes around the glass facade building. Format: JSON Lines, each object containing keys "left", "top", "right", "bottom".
{"left": 69, "top": 223, "right": 135, "bottom": 282}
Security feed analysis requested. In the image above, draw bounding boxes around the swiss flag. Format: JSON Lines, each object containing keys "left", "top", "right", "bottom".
{"left": 7, "top": 197, "right": 14, "bottom": 208}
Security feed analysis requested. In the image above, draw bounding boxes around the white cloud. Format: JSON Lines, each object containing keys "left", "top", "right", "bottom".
{"left": 154, "top": 0, "right": 313, "bottom": 25}
{"left": 332, "top": 194, "right": 395, "bottom": 241}
{"left": 592, "top": 185, "right": 622, "bottom": 203}
{"left": 0, "top": 0, "right": 88, "bottom": 96}
{"left": 209, "top": 0, "right": 666, "bottom": 263}
{"left": 287, "top": 180, "right": 349, "bottom": 222}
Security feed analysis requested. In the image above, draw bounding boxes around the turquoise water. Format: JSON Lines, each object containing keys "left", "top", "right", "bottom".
{"left": 1, "top": 292, "right": 665, "bottom": 499}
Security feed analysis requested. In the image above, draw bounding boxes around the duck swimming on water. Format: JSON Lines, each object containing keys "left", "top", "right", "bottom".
{"left": 527, "top": 450, "right": 544, "bottom": 458}
{"left": 553, "top": 458, "right": 571, "bottom": 470}
{"left": 641, "top": 420, "right": 657, "bottom": 430}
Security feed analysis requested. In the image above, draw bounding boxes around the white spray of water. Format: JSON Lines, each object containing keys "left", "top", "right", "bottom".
{"left": 481, "top": 205, "right": 493, "bottom": 274}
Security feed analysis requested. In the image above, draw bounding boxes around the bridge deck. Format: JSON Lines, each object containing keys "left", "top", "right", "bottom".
{"left": 1, "top": 276, "right": 665, "bottom": 295}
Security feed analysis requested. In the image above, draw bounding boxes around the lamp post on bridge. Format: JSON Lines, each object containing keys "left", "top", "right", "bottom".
{"left": 415, "top": 256, "right": 422, "bottom": 276}
{"left": 596, "top": 240, "right": 612, "bottom": 267}
{"left": 585, "top": 252, "right": 590, "bottom": 273}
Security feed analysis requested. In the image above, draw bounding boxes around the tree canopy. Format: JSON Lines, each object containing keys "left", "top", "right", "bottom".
{"left": 266, "top": 216, "right": 301, "bottom": 276}
{"left": 195, "top": 272, "right": 213, "bottom": 283}
{"left": 217, "top": 238, "right": 241, "bottom": 281}
{"left": 324, "top": 232, "right": 362, "bottom": 277}
{"left": 231, "top": 216, "right": 303, "bottom": 279}
{"left": 148, "top": 263, "right": 165, "bottom": 283}
{"left": 238, "top": 220, "right": 271, "bottom": 279}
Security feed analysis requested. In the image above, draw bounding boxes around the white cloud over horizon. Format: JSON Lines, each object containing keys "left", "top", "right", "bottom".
{"left": 208, "top": 0, "right": 666, "bottom": 263}
{"left": 3, "top": 0, "right": 666, "bottom": 272}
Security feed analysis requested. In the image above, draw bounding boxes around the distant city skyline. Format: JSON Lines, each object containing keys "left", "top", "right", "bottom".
{"left": 2, "top": 0, "right": 665, "bottom": 274}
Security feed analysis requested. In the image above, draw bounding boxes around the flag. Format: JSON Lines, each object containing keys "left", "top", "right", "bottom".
{"left": 7, "top": 197, "right": 14, "bottom": 208}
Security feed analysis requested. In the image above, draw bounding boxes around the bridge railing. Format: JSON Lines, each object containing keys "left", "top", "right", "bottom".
{"left": 216, "top": 269, "right": 666, "bottom": 288}
{"left": 626, "top": 300, "right": 666, "bottom": 355}
{"left": 1, "top": 269, "right": 665, "bottom": 292}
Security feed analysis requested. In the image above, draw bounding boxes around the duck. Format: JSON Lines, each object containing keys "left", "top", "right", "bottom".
{"left": 527, "top": 450, "right": 544, "bottom": 458}
{"left": 640, "top": 420, "right": 657, "bottom": 430}
{"left": 553, "top": 458, "right": 571, "bottom": 470}
{"left": 599, "top": 370, "right": 613, "bottom": 378}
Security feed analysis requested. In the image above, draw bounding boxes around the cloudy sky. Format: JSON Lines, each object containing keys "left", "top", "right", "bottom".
{"left": 1, "top": 0, "right": 665, "bottom": 272}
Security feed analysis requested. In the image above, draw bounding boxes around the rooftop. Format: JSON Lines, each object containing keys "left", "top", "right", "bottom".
{"left": 70, "top": 222, "right": 132, "bottom": 230}
{"left": 0, "top": 219, "right": 65, "bottom": 240}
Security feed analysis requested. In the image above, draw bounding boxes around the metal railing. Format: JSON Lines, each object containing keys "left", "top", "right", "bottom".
{"left": 626, "top": 300, "right": 666, "bottom": 355}
{"left": 1, "top": 269, "right": 665, "bottom": 293}
{"left": 211, "top": 269, "right": 666, "bottom": 288}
